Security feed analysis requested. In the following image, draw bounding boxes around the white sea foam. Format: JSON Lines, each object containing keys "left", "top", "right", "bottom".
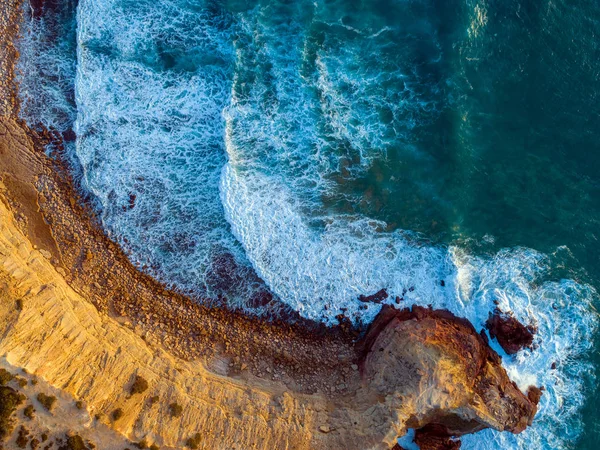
{"left": 72, "top": 0, "right": 269, "bottom": 304}
{"left": 16, "top": 0, "right": 78, "bottom": 161}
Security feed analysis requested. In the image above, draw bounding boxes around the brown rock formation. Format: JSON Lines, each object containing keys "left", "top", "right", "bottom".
{"left": 486, "top": 309, "right": 536, "bottom": 355}
{"left": 360, "top": 306, "right": 538, "bottom": 439}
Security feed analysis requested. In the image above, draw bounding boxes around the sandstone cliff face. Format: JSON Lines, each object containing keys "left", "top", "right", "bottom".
{"left": 0, "top": 119, "right": 539, "bottom": 449}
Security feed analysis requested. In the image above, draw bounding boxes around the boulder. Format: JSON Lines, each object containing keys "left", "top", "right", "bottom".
{"left": 486, "top": 309, "right": 536, "bottom": 355}
{"left": 358, "top": 289, "right": 389, "bottom": 303}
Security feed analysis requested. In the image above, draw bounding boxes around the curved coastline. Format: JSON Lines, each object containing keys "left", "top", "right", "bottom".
{"left": 0, "top": 2, "right": 540, "bottom": 449}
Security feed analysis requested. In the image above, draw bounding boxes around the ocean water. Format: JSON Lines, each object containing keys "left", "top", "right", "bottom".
{"left": 16, "top": 0, "right": 600, "bottom": 448}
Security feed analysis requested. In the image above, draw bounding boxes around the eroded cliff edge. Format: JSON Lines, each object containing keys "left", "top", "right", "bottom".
{"left": 0, "top": 116, "right": 540, "bottom": 449}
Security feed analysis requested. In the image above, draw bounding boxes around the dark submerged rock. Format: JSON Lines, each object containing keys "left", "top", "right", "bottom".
{"left": 358, "top": 288, "right": 388, "bottom": 304}
{"left": 486, "top": 309, "right": 536, "bottom": 355}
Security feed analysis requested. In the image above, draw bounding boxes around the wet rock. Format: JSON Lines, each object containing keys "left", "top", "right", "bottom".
{"left": 486, "top": 309, "right": 536, "bottom": 355}
{"left": 414, "top": 425, "right": 461, "bottom": 450}
{"left": 62, "top": 129, "right": 76, "bottom": 143}
{"left": 358, "top": 289, "right": 388, "bottom": 303}
{"left": 527, "top": 386, "right": 543, "bottom": 406}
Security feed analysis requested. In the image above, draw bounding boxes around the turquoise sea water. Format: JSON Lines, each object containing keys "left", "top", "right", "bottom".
{"left": 17, "top": 0, "right": 600, "bottom": 448}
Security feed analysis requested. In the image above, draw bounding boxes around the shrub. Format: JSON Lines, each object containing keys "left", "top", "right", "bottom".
{"left": 168, "top": 403, "right": 182, "bottom": 418}
{"left": 0, "top": 385, "right": 25, "bottom": 439}
{"left": 30, "top": 437, "right": 40, "bottom": 450}
{"left": 148, "top": 395, "right": 159, "bottom": 406}
{"left": 15, "top": 299, "right": 23, "bottom": 311}
{"left": 185, "top": 433, "right": 201, "bottom": 449}
{"left": 149, "top": 445, "right": 159, "bottom": 450}
{"left": 23, "top": 405, "right": 35, "bottom": 420}
{"left": 0, "top": 369, "right": 13, "bottom": 386}
{"left": 112, "top": 408, "right": 124, "bottom": 421}
{"left": 36, "top": 393, "right": 57, "bottom": 412}
{"left": 75, "top": 401, "right": 84, "bottom": 410}
{"left": 58, "top": 434, "right": 87, "bottom": 450}
{"left": 16, "top": 377, "right": 27, "bottom": 388}
{"left": 16, "top": 425, "right": 29, "bottom": 448}
{"left": 129, "top": 376, "right": 148, "bottom": 396}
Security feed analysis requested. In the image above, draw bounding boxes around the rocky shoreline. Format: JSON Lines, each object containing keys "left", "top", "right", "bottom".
{"left": 0, "top": 2, "right": 540, "bottom": 449}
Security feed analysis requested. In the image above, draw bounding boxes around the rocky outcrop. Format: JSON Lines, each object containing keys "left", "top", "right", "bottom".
{"left": 486, "top": 309, "right": 536, "bottom": 355}
{"left": 360, "top": 305, "right": 539, "bottom": 446}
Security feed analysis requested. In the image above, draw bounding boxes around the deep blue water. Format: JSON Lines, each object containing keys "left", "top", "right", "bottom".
{"left": 16, "top": 0, "right": 600, "bottom": 448}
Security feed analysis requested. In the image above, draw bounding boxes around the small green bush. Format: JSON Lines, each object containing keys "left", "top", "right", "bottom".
{"left": 0, "top": 369, "right": 13, "bottom": 386}
{"left": 135, "top": 439, "right": 148, "bottom": 449}
{"left": 23, "top": 405, "right": 35, "bottom": 420}
{"left": 16, "top": 377, "right": 27, "bottom": 388}
{"left": 59, "top": 434, "right": 87, "bottom": 450}
{"left": 129, "top": 376, "right": 148, "bottom": 396}
{"left": 149, "top": 445, "right": 159, "bottom": 450}
{"left": 112, "top": 408, "right": 124, "bottom": 421}
{"left": 15, "top": 425, "right": 29, "bottom": 448}
{"left": 36, "top": 393, "right": 57, "bottom": 412}
{"left": 0, "top": 385, "right": 25, "bottom": 439}
{"left": 30, "top": 437, "right": 40, "bottom": 450}
{"left": 168, "top": 403, "right": 182, "bottom": 418}
{"left": 185, "top": 433, "right": 201, "bottom": 449}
